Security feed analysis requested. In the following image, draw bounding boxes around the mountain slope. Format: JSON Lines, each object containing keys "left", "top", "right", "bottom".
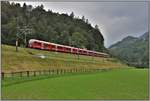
{"left": 109, "top": 32, "right": 149, "bottom": 68}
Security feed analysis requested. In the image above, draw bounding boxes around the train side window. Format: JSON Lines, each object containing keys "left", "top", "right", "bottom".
{"left": 66, "top": 48, "right": 71, "bottom": 51}
{"left": 51, "top": 45, "right": 55, "bottom": 49}
{"left": 38, "top": 42, "right": 41, "bottom": 45}
{"left": 44, "top": 44, "right": 49, "bottom": 48}
{"left": 58, "top": 46, "right": 62, "bottom": 49}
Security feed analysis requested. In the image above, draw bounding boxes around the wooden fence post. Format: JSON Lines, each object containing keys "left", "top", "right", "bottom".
{"left": 27, "top": 71, "right": 29, "bottom": 77}
{"left": 52, "top": 69, "right": 54, "bottom": 75}
{"left": 56, "top": 69, "right": 58, "bottom": 75}
{"left": 1, "top": 72, "right": 4, "bottom": 79}
{"left": 34, "top": 71, "right": 36, "bottom": 76}
{"left": 49, "top": 69, "right": 51, "bottom": 75}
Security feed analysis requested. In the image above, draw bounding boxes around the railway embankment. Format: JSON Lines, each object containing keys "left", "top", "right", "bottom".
{"left": 2, "top": 44, "right": 129, "bottom": 73}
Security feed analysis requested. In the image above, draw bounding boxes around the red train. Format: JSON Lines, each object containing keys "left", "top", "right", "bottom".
{"left": 28, "top": 39, "right": 109, "bottom": 58}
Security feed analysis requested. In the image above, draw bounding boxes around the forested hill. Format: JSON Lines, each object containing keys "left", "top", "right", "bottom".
{"left": 1, "top": 1, "right": 106, "bottom": 52}
{"left": 109, "top": 32, "right": 149, "bottom": 68}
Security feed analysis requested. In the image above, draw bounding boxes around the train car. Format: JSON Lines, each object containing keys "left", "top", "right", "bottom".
{"left": 28, "top": 39, "right": 43, "bottom": 49}
{"left": 29, "top": 39, "right": 57, "bottom": 51}
{"left": 88, "top": 50, "right": 94, "bottom": 56}
{"left": 82, "top": 49, "right": 88, "bottom": 55}
{"left": 72, "top": 47, "right": 78, "bottom": 54}
{"left": 28, "top": 39, "right": 109, "bottom": 58}
{"left": 57, "top": 45, "right": 63, "bottom": 52}
{"left": 64, "top": 46, "right": 72, "bottom": 53}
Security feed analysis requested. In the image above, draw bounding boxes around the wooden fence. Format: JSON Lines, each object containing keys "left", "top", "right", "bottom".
{"left": 1, "top": 68, "right": 111, "bottom": 79}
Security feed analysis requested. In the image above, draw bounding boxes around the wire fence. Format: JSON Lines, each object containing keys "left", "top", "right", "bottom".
{"left": 1, "top": 68, "right": 115, "bottom": 87}
{"left": 2, "top": 68, "right": 111, "bottom": 79}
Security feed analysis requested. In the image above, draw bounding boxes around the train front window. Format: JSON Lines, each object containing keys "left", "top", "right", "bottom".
{"left": 34, "top": 42, "right": 41, "bottom": 46}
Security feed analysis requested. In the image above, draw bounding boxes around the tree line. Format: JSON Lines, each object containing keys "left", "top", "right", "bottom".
{"left": 1, "top": 1, "right": 107, "bottom": 52}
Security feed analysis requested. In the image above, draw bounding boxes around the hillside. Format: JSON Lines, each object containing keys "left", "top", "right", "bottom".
{"left": 2, "top": 45, "right": 128, "bottom": 72}
{"left": 1, "top": 1, "right": 106, "bottom": 52}
{"left": 109, "top": 32, "right": 149, "bottom": 68}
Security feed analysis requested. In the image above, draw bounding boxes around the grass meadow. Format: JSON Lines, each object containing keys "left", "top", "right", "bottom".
{"left": 2, "top": 69, "right": 149, "bottom": 100}
{"left": 2, "top": 44, "right": 127, "bottom": 72}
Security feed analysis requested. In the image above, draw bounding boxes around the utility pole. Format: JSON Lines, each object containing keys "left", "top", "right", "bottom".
{"left": 16, "top": 26, "right": 31, "bottom": 49}
{"left": 92, "top": 51, "right": 94, "bottom": 62}
{"left": 16, "top": 18, "right": 19, "bottom": 52}
{"left": 16, "top": 25, "right": 31, "bottom": 51}
{"left": 78, "top": 48, "right": 79, "bottom": 60}
{"left": 24, "top": 32, "right": 27, "bottom": 47}
{"left": 77, "top": 41, "right": 79, "bottom": 60}
{"left": 24, "top": 27, "right": 30, "bottom": 47}
{"left": 91, "top": 49, "right": 94, "bottom": 63}
{"left": 25, "top": 6, "right": 31, "bottom": 47}
{"left": 16, "top": 37, "right": 18, "bottom": 52}
{"left": 20, "top": 26, "right": 31, "bottom": 47}
{"left": 15, "top": 6, "right": 32, "bottom": 52}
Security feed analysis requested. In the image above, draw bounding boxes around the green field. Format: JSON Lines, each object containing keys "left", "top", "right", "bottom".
{"left": 2, "top": 69, "right": 148, "bottom": 100}
{"left": 2, "top": 44, "right": 127, "bottom": 72}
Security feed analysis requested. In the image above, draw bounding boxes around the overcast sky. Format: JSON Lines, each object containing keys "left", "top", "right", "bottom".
{"left": 12, "top": 1, "right": 148, "bottom": 47}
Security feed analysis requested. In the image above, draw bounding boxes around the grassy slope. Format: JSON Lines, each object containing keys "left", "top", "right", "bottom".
{"left": 2, "top": 69, "right": 148, "bottom": 100}
{"left": 2, "top": 44, "right": 128, "bottom": 72}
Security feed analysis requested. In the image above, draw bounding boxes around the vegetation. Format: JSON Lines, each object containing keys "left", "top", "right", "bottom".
{"left": 2, "top": 69, "right": 148, "bottom": 100}
{"left": 1, "top": 1, "right": 106, "bottom": 52}
{"left": 109, "top": 32, "right": 149, "bottom": 68}
{"left": 2, "top": 44, "right": 127, "bottom": 72}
